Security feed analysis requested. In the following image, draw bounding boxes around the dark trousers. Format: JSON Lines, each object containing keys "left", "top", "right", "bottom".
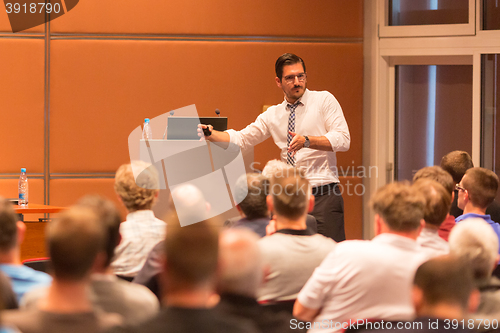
{"left": 311, "top": 183, "right": 345, "bottom": 242}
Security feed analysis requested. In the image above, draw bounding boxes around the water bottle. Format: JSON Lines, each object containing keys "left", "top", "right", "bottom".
{"left": 18, "top": 168, "right": 28, "bottom": 206}
{"left": 142, "top": 118, "right": 153, "bottom": 140}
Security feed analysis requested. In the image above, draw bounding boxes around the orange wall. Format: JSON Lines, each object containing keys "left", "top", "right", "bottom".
{"left": 0, "top": 0, "right": 363, "bottom": 239}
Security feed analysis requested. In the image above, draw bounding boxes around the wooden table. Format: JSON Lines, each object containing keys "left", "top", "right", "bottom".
{"left": 13, "top": 204, "right": 67, "bottom": 261}
{"left": 13, "top": 204, "right": 67, "bottom": 215}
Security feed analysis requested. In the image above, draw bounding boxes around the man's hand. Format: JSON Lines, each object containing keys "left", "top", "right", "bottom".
{"left": 197, "top": 124, "right": 213, "bottom": 141}
{"left": 288, "top": 131, "right": 306, "bottom": 157}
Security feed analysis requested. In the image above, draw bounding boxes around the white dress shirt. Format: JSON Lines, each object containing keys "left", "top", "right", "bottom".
{"left": 227, "top": 89, "right": 350, "bottom": 186}
{"left": 297, "top": 234, "right": 428, "bottom": 333}
{"left": 417, "top": 227, "right": 450, "bottom": 257}
{"left": 111, "top": 210, "right": 166, "bottom": 278}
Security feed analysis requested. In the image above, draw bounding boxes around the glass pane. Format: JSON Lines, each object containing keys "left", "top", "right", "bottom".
{"left": 396, "top": 65, "right": 473, "bottom": 181}
{"left": 389, "top": 0, "right": 469, "bottom": 26}
{"left": 483, "top": 0, "right": 500, "bottom": 30}
{"left": 481, "top": 55, "right": 500, "bottom": 185}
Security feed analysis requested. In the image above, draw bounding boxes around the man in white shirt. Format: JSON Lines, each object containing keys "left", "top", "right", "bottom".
{"left": 198, "top": 53, "right": 350, "bottom": 241}
{"left": 293, "top": 182, "right": 428, "bottom": 333}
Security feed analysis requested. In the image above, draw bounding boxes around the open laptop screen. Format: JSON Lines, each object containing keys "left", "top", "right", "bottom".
{"left": 167, "top": 117, "right": 228, "bottom": 140}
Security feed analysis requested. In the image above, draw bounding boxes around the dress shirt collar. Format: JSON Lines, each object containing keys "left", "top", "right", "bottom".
{"left": 372, "top": 233, "right": 420, "bottom": 252}
{"left": 421, "top": 226, "right": 439, "bottom": 236}
{"left": 126, "top": 209, "right": 157, "bottom": 221}
{"left": 275, "top": 228, "right": 314, "bottom": 236}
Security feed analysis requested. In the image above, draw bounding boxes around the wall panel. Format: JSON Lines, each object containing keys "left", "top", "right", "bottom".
{"left": 50, "top": 0, "right": 363, "bottom": 38}
{"left": 0, "top": 39, "right": 45, "bottom": 173}
{"left": 49, "top": 40, "right": 362, "bottom": 173}
{"left": 49, "top": 178, "right": 127, "bottom": 218}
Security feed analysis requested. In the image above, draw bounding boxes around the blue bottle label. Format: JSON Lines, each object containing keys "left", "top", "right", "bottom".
{"left": 19, "top": 193, "right": 25, "bottom": 200}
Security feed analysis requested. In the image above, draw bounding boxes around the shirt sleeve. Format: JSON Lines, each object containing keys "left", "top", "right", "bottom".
{"left": 227, "top": 111, "right": 272, "bottom": 150}
{"left": 320, "top": 93, "right": 350, "bottom": 152}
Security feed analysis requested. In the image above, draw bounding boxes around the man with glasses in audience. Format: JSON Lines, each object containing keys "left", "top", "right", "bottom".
{"left": 455, "top": 167, "right": 500, "bottom": 253}
{"left": 198, "top": 53, "right": 350, "bottom": 242}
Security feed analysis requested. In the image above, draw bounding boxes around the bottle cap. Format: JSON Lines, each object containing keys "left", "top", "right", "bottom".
{"left": 21, "top": 168, "right": 26, "bottom": 172}
{"left": 145, "top": 118, "right": 150, "bottom": 123}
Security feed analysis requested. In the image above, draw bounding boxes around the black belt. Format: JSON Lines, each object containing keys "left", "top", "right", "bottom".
{"left": 312, "top": 182, "right": 339, "bottom": 196}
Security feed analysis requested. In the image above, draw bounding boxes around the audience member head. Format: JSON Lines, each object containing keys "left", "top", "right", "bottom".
{"left": 449, "top": 218, "right": 499, "bottom": 285}
{"left": 275, "top": 53, "right": 306, "bottom": 81}
{"left": 114, "top": 161, "right": 159, "bottom": 212}
{"left": 268, "top": 168, "right": 313, "bottom": 221}
{"left": 440, "top": 151, "right": 474, "bottom": 184}
{"left": 371, "top": 182, "right": 425, "bottom": 237}
{"left": 76, "top": 195, "right": 122, "bottom": 268}
{"left": 234, "top": 173, "right": 269, "bottom": 220}
{"left": 0, "top": 198, "right": 22, "bottom": 255}
{"left": 169, "top": 184, "right": 210, "bottom": 226}
{"left": 458, "top": 167, "right": 499, "bottom": 211}
{"left": 218, "top": 229, "right": 263, "bottom": 298}
{"left": 413, "top": 256, "right": 478, "bottom": 319}
{"left": 412, "top": 179, "right": 452, "bottom": 228}
{"left": 47, "top": 206, "right": 105, "bottom": 281}
{"left": 413, "top": 166, "right": 454, "bottom": 196}
{"left": 163, "top": 214, "right": 219, "bottom": 291}
{"left": 261, "top": 159, "right": 292, "bottom": 179}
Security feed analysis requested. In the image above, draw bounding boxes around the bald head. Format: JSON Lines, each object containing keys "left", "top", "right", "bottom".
{"left": 218, "top": 229, "right": 263, "bottom": 298}
{"left": 170, "top": 184, "right": 210, "bottom": 226}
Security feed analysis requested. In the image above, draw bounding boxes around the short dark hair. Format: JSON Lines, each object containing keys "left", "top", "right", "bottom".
{"left": 0, "top": 198, "right": 18, "bottom": 252}
{"left": 235, "top": 173, "right": 269, "bottom": 220}
{"left": 440, "top": 151, "right": 474, "bottom": 184}
{"left": 275, "top": 53, "right": 306, "bottom": 80}
{"left": 413, "top": 166, "right": 454, "bottom": 195}
{"left": 414, "top": 256, "right": 475, "bottom": 309}
{"left": 164, "top": 214, "right": 219, "bottom": 285}
{"left": 462, "top": 167, "right": 499, "bottom": 209}
{"left": 413, "top": 179, "right": 452, "bottom": 227}
{"left": 371, "top": 182, "right": 425, "bottom": 232}
{"left": 47, "top": 206, "right": 105, "bottom": 281}
{"left": 270, "top": 168, "right": 310, "bottom": 220}
{"left": 76, "top": 196, "right": 122, "bottom": 267}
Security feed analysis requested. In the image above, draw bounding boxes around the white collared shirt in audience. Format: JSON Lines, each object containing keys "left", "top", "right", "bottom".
{"left": 111, "top": 210, "right": 166, "bottom": 278}
{"left": 417, "top": 227, "right": 450, "bottom": 258}
{"left": 297, "top": 234, "right": 428, "bottom": 333}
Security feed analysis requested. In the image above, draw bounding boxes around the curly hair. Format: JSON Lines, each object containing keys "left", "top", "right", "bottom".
{"left": 114, "top": 161, "right": 159, "bottom": 212}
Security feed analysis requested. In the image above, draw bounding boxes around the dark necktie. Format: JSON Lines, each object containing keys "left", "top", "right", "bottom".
{"left": 286, "top": 102, "right": 299, "bottom": 166}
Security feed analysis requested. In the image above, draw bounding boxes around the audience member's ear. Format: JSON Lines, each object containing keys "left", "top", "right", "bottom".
{"left": 451, "top": 191, "right": 455, "bottom": 204}
{"left": 16, "top": 221, "right": 26, "bottom": 245}
{"left": 307, "top": 195, "right": 315, "bottom": 213}
{"left": 411, "top": 285, "right": 424, "bottom": 315}
{"left": 493, "top": 255, "right": 500, "bottom": 272}
{"left": 468, "top": 289, "right": 480, "bottom": 314}
{"left": 266, "top": 195, "right": 274, "bottom": 213}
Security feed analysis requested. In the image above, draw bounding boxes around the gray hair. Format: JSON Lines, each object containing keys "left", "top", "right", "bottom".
{"left": 262, "top": 159, "right": 292, "bottom": 179}
{"left": 218, "top": 229, "right": 263, "bottom": 298}
{"left": 449, "top": 218, "right": 499, "bottom": 284}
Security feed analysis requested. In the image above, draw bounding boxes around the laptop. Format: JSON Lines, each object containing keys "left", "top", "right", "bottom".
{"left": 167, "top": 117, "right": 228, "bottom": 140}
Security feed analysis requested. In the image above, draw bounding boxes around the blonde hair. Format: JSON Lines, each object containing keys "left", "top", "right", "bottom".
{"left": 114, "top": 161, "right": 159, "bottom": 212}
